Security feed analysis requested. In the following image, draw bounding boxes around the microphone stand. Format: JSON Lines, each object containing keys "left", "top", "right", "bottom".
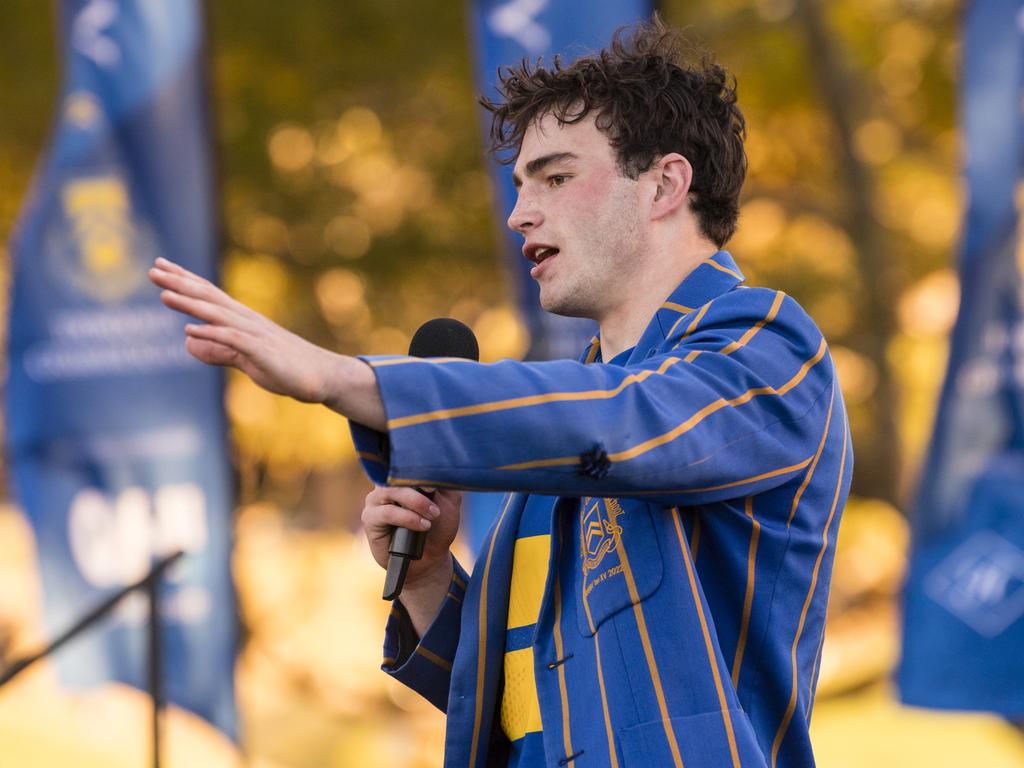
{"left": 0, "top": 550, "right": 185, "bottom": 768}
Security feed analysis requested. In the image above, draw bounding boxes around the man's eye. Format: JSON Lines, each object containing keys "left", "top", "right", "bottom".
{"left": 548, "top": 174, "right": 569, "bottom": 187}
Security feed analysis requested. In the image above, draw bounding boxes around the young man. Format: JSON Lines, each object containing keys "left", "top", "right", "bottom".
{"left": 151, "top": 19, "right": 851, "bottom": 768}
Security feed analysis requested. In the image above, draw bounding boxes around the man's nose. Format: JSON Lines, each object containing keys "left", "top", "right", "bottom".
{"left": 507, "top": 190, "right": 542, "bottom": 233}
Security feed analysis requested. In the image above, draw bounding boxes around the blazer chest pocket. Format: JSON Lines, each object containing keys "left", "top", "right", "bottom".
{"left": 575, "top": 497, "right": 664, "bottom": 636}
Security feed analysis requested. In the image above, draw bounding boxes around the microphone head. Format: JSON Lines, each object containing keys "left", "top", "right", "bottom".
{"left": 408, "top": 317, "right": 480, "bottom": 361}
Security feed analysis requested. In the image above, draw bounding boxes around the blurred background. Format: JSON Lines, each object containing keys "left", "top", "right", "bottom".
{"left": 1, "top": 0, "right": 1023, "bottom": 766}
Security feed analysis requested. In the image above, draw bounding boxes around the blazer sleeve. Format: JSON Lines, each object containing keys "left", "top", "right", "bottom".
{"left": 380, "top": 557, "right": 470, "bottom": 712}
{"left": 351, "top": 288, "right": 838, "bottom": 509}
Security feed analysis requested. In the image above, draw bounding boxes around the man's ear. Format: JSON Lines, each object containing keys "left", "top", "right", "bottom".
{"left": 649, "top": 153, "right": 692, "bottom": 221}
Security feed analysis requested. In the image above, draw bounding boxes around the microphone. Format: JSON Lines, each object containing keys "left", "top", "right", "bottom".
{"left": 382, "top": 317, "right": 479, "bottom": 601}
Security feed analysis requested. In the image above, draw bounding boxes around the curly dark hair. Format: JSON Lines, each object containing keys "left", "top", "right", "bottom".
{"left": 479, "top": 17, "right": 747, "bottom": 248}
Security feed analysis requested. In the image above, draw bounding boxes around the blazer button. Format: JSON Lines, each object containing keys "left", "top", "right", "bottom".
{"left": 578, "top": 444, "right": 610, "bottom": 479}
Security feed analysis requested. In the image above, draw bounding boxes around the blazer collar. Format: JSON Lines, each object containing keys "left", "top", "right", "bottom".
{"left": 579, "top": 250, "right": 745, "bottom": 366}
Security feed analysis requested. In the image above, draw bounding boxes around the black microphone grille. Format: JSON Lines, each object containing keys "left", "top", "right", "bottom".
{"left": 408, "top": 318, "right": 480, "bottom": 361}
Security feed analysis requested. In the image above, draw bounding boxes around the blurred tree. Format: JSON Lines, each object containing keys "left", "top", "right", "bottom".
{"left": 791, "top": 0, "right": 903, "bottom": 504}
{"left": 204, "top": 1, "right": 508, "bottom": 503}
{"left": 0, "top": 1, "right": 59, "bottom": 503}
{"left": 666, "top": 0, "right": 960, "bottom": 505}
{"left": 0, "top": 3, "right": 59, "bottom": 232}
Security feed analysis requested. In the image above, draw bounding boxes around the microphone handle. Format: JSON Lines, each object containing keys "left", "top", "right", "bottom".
{"left": 382, "top": 489, "right": 433, "bottom": 601}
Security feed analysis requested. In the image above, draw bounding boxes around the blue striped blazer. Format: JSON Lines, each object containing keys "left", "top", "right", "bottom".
{"left": 353, "top": 250, "right": 853, "bottom": 767}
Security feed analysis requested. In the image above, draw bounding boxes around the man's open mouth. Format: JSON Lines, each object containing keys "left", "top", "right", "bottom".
{"left": 525, "top": 244, "right": 560, "bottom": 264}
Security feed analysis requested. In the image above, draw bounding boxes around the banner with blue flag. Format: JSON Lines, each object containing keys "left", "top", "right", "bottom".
{"left": 899, "top": 0, "right": 1024, "bottom": 714}
{"left": 6, "top": 0, "right": 236, "bottom": 735}
{"left": 463, "top": 0, "right": 653, "bottom": 554}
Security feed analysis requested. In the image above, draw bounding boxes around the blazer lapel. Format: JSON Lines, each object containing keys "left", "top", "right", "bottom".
{"left": 445, "top": 491, "right": 525, "bottom": 767}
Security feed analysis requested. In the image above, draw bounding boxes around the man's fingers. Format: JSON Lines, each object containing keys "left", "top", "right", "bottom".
{"left": 151, "top": 268, "right": 229, "bottom": 305}
{"left": 184, "top": 336, "right": 240, "bottom": 367}
{"left": 363, "top": 503, "right": 433, "bottom": 532}
{"left": 366, "top": 485, "right": 393, "bottom": 507}
{"left": 153, "top": 258, "right": 212, "bottom": 285}
{"left": 366, "top": 485, "right": 436, "bottom": 515}
{"left": 382, "top": 486, "right": 441, "bottom": 518}
{"left": 151, "top": 267, "right": 255, "bottom": 320}
{"left": 159, "top": 288, "right": 240, "bottom": 328}
{"left": 151, "top": 262, "right": 261, "bottom": 320}
{"left": 159, "top": 289, "right": 222, "bottom": 324}
{"left": 363, "top": 486, "right": 441, "bottom": 519}
{"left": 185, "top": 323, "right": 254, "bottom": 353}
{"left": 149, "top": 266, "right": 207, "bottom": 295}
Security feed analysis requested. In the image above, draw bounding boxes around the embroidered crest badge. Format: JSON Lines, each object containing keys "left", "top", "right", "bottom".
{"left": 580, "top": 497, "right": 626, "bottom": 574}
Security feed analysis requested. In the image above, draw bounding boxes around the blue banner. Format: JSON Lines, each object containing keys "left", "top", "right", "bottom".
{"left": 463, "top": 0, "right": 653, "bottom": 554}
{"left": 899, "top": 0, "right": 1024, "bottom": 713}
{"left": 6, "top": 0, "right": 236, "bottom": 735}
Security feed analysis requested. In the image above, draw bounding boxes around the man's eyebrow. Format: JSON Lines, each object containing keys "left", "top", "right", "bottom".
{"left": 512, "top": 152, "right": 578, "bottom": 187}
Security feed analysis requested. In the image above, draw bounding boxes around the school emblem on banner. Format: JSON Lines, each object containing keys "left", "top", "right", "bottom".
{"left": 925, "top": 530, "right": 1024, "bottom": 638}
{"left": 47, "top": 175, "right": 155, "bottom": 303}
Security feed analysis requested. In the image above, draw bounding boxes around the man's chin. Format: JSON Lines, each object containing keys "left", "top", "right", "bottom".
{"left": 539, "top": 294, "right": 594, "bottom": 320}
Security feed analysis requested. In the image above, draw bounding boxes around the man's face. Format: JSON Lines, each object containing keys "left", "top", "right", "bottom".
{"left": 508, "top": 112, "right": 647, "bottom": 321}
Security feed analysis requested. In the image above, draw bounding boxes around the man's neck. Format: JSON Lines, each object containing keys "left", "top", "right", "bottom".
{"left": 597, "top": 242, "right": 719, "bottom": 361}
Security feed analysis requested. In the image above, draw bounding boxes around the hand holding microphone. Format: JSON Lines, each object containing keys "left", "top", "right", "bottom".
{"left": 361, "top": 484, "right": 462, "bottom": 599}
{"left": 378, "top": 318, "right": 479, "bottom": 600}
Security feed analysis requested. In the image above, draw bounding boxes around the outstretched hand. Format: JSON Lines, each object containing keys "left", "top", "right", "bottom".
{"left": 148, "top": 257, "right": 335, "bottom": 403}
